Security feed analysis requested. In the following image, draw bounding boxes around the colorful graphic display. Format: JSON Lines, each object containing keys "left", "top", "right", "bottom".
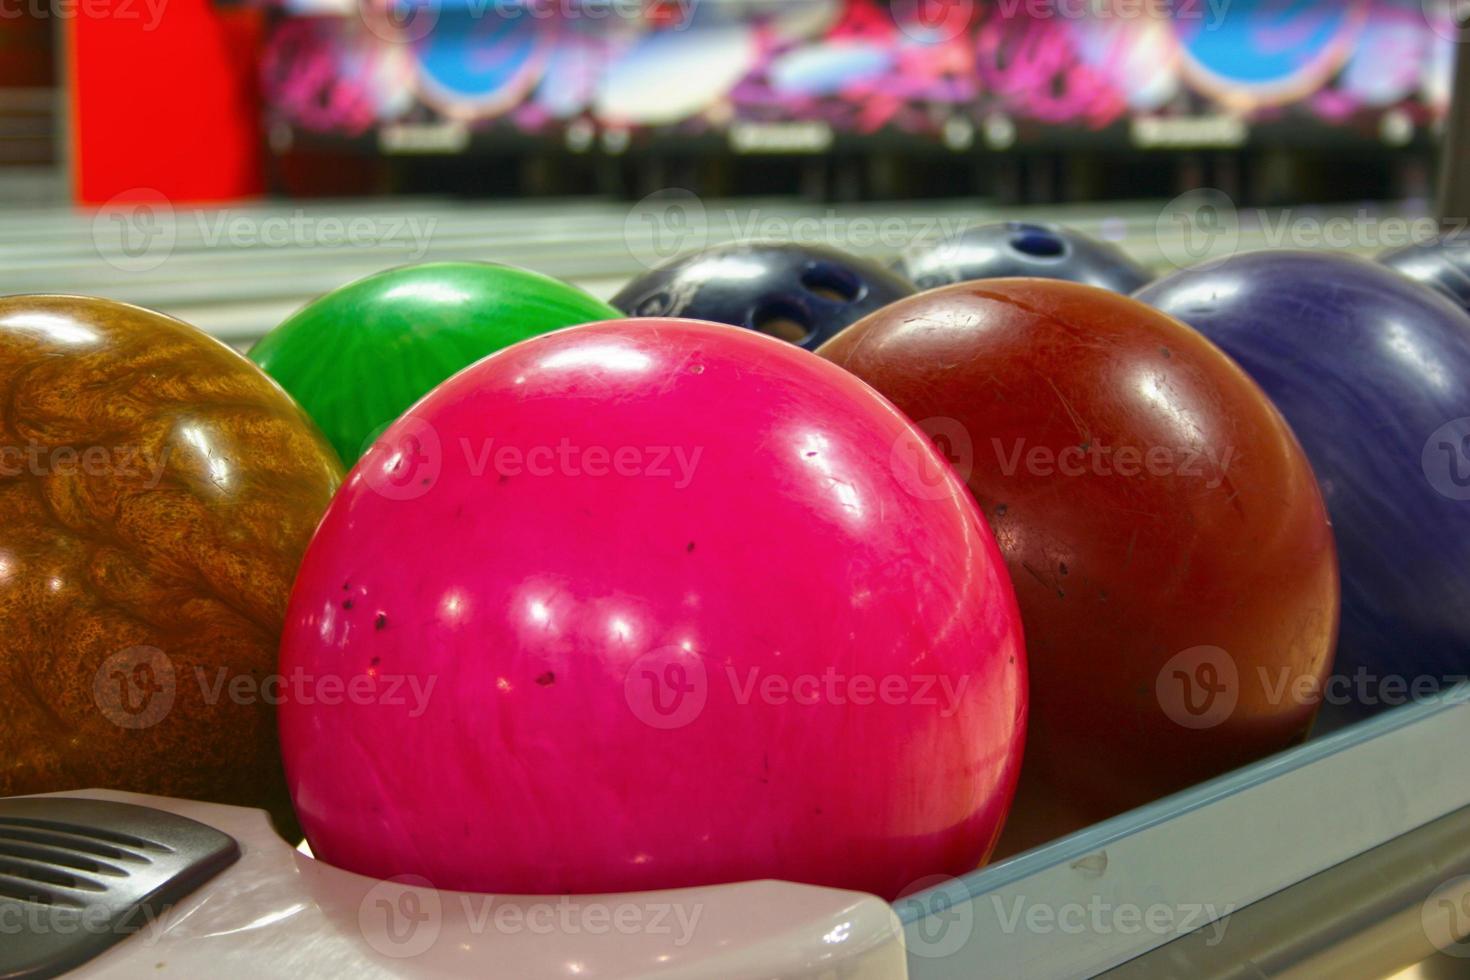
{"left": 260, "top": 0, "right": 1455, "bottom": 145}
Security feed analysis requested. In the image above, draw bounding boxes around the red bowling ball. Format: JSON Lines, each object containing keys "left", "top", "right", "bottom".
{"left": 279, "top": 318, "right": 1026, "bottom": 899}
{"left": 819, "top": 281, "right": 1339, "bottom": 853}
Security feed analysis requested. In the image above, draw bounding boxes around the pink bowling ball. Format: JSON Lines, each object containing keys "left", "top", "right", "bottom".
{"left": 279, "top": 319, "right": 1026, "bottom": 900}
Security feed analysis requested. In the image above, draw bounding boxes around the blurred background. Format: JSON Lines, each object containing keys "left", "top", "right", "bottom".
{"left": 3, "top": 8, "right": 1470, "bottom": 975}
{"left": 1, "top": 0, "right": 1466, "bottom": 341}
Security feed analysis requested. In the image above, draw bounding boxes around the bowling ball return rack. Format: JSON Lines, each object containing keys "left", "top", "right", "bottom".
{"left": 4, "top": 686, "right": 1468, "bottom": 979}
{"left": 7, "top": 186, "right": 1470, "bottom": 976}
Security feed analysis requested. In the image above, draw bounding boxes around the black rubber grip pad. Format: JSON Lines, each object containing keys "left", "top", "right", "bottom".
{"left": 0, "top": 796, "right": 240, "bottom": 979}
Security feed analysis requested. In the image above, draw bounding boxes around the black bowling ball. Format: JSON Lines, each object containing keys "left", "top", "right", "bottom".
{"left": 894, "top": 221, "right": 1152, "bottom": 293}
{"left": 612, "top": 242, "right": 915, "bottom": 351}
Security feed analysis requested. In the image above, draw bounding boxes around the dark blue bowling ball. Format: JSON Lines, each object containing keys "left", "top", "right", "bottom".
{"left": 1378, "top": 233, "right": 1470, "bottom": 314}
{"left": 612, "top": 242, "right": 915, "bottom": 351}
{"left": 1137, "top": 250, "right": 1470, "bottom": 716}
{"left": 893, "top": 221, "right": 1153, "bottom": 293}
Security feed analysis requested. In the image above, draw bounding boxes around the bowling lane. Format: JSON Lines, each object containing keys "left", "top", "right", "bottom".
{"left": 0, "top": 193, "right": 1437, "bottom": 346}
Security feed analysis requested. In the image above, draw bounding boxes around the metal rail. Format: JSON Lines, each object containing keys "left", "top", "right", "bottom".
{"left": 900, "top": 688, "right": 1470, "bottom": 979}
{"left": 1102, "top": 805, "right": 1470, "bottom": 978}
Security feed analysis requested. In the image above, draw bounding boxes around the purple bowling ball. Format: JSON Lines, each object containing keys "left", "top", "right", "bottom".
{"left": 1137, "top": 250, "right": 1470, "bottom": 719}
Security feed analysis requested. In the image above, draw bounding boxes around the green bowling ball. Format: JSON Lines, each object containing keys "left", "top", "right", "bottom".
{"left": 250, "top": 262, "right": 623, "bottom": 464}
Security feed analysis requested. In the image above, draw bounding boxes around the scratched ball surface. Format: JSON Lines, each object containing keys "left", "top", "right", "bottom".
{"left": 0, "top": 296, "right": 342, "bottom": 834}
{"left": 280, "top": 318, "right": 1026, "bottom": 899}
{"left": 818, "top": 280, "right": 1339, "bottom": 854}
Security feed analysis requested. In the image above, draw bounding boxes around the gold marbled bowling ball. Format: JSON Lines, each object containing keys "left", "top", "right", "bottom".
{"left": 0, "top": 296, "right": 342, "bottom": 835}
